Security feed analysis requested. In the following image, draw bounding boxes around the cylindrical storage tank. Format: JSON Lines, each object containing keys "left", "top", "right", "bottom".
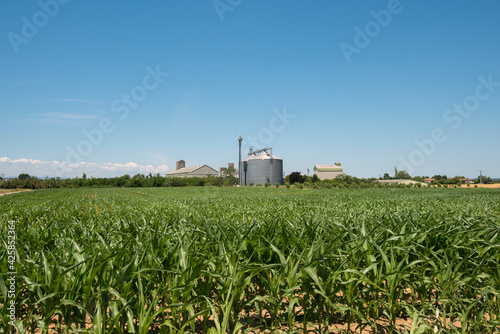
{"left": 242, "top": 151, "right": 283, "bottom": 185}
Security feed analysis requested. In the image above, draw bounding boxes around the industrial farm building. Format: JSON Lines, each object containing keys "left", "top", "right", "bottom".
{"left": 313, "top": 163, "right": 344, "bottom": 180}
{"left": 165, "top": 160, "right": 218, "bottom": 178}
{"left": 240, "top": 148, "right": 283, "bottom": 186}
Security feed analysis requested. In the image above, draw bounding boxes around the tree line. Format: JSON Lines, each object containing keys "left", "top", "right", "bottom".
{"left": 0, "top": 171, "right": 494, "bottom": 190}
{"left": 380, "top": 167, "right": 494, "bottom": 185}
{"left": 0, "top": 173, "right": 238, "bottom": 189}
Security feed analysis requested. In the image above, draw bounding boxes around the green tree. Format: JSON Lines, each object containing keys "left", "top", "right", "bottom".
{"left": 478, "top": 175, "right": 493, "bottom": 184}
{"left": 396, "top": 170, "right": 411, "bottom": 179}
{"left": 288, "top": 172, "right": 304, "bottom": 184}
{"left": 432, "top": 175, "right": 447, "bottom": 181}
{"left": 222, "top": 166, "right": 238, "bottom": 186}
{"left": 223, "top": 166, "right": 237, "bottom": 178}
{"left": 412, "top": 176, "right": 425, "bottom": 182}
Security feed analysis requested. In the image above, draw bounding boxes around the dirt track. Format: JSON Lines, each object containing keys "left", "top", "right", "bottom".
{"left": 0, "top": 189, "right": 33, "bottom": 196}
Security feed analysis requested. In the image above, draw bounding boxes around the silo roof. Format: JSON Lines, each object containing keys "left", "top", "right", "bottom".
{"left": 243, "top": 151, "right": 282, "bottom": 161}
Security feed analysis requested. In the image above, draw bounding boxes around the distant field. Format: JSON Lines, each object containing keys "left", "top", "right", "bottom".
{"left": 425, "top": 184, "right": 500, "bottom": 189}
{"left": 461, "top": 184, "right": 500, "bottom": 188}
{"left": 1, "top": 187, "right": 499, "bottom": 333}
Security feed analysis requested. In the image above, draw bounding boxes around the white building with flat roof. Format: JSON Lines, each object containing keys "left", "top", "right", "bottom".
{"left": 313, "top": 163, "right": 344, "bottom": 180}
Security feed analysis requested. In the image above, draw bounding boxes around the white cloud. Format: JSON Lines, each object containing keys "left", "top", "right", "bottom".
{"left": 0, "top": 156, "right": 170, "bottom": 178}
{"left": 54, "top": 99, "right": 105, "bottom": 104}
{"left": 0, "top": 81, "right": 32, "bottom": 86}
{"left": 43, "top": 112, "right": 100, "bottom": 120}
{"left": 25, "top": 112, "right": 101, "bottom": 125}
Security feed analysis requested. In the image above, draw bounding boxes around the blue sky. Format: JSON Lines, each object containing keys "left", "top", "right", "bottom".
{"left": 1, "top": 1, "right": 499, "bottom": 178}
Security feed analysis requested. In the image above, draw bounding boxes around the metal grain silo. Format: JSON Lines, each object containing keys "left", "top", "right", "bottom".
{"left": 242, "top": 148, "right": 283, "bottom": 185}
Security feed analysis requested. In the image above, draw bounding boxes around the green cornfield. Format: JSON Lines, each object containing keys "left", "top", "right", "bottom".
{"left": 1, "top": 187, "right": 499, "bottom": 333}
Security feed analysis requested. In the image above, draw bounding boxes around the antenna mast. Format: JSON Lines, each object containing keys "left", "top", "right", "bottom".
{"left": 238, "top": 134, "right": 242, "bottom": 186}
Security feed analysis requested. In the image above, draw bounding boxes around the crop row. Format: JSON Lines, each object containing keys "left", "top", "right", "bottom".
{"left": 1, "top": 187, "right": 499, "bottom": 333}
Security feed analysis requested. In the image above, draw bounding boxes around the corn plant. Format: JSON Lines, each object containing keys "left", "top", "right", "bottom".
{"left": 0, "top": 187, "right": 499, "bottom": 333}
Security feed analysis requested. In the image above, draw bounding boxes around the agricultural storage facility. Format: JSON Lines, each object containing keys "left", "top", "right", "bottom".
{"left": 219, "top": 163, "right": 235, "bottom": 176}
{"left": 165, "top": 160, "right": 218, "bottom": 178}
{"left": 313, "top": 163, "right": 344, "bottom": 180}
{"left": 241, "top": 148, "right": 283, "bottom": 185}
